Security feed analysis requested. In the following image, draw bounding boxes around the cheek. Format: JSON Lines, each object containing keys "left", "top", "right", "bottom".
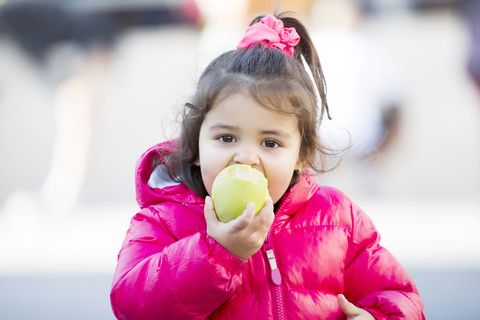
{"left": 266, "top": 170, "right": 296, "bottom": 204}
{"left": 199, "top": 154, "right": 227, "bottom": 196}
{"left": 265, "top": 154, "right": 300, "bottom": 203}
{"left": 203, "top": 176, "right": 214, "bottom": 196}
{"left": 199, "top": 162, "right": 216, "bottom": 196}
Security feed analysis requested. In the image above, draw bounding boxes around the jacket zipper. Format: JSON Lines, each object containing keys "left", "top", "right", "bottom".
{"left": 264, "top": 236, "right": 286, "bottom": 320}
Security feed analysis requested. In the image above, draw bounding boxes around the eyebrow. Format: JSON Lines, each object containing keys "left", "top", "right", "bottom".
{"left": 209, "top": 123, "right": 292, "bottom": 138}
{"left": 209, "top": 123, "right": 238, "bottom": 131}
{"left": 260, "top": 129, "right": 292, "bottom": 138}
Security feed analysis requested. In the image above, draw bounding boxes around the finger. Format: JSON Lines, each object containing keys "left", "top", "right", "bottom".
{"left": 254, "top": 198, "right": 274, "bottom": 225}
{"left": 337, "top": 294, "right": 361, "bottom": 317}
{"left": 232, "top": 202, "right": 256, "bottom": 230}
{"left": 204, "top": 196, "right": 219, "bottom": 226}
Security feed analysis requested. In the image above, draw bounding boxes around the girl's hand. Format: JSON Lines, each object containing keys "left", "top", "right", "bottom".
{"left": 204, "top": 196, "right": 274, "bottom": 260}
{"left": 337, "top": 294, "right": 375, "bottom": 320}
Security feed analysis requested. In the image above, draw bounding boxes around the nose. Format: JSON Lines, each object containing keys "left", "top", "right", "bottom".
{"left": 233, "top": 144, "right": 260, "bottom": 166}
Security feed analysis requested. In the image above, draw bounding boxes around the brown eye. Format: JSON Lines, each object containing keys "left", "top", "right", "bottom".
{"left": 262, "top": 140, "right": 279, "bottom": 148}
{"left": 219, "top": 135, "right": 235, "bottom": 143}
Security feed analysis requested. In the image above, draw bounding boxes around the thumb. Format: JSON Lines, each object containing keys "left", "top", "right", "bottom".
{"left": 337, "top": 294, "right": 361, "bottom": 317}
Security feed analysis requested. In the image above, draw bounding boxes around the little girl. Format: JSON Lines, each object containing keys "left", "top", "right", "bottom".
{"left": 110, "top": 13, "right": 425, "bottom": 320}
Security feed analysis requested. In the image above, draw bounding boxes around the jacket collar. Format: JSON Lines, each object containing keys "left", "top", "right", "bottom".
{"left": 275, "top": 172, "right": 319, "bottom": 216}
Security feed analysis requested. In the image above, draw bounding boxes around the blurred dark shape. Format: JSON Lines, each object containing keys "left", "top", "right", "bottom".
{"left": 354, "top": 0, "right": 460, "bottom": 15}
{"left": 0, "top": 0, "right": 201, "bottom": 64}
{"left": 91, "top": 0, "right": 202, "bottom": 29}
{"left": 0, "top": 2, "right": 113, "bottom": 63}
{"left": 411, "top": 0, "right": 460, "bottom": 10}
{"left": 460, "top": 0, "right": 480, "bottom": 93}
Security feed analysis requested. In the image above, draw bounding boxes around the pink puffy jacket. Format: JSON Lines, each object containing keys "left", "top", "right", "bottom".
{"left": 110, "top": 141, "right": 425, "bottom": 320}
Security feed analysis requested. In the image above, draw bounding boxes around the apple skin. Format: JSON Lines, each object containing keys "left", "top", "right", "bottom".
{"left": 211, "top": 164, "right": 270, "bottom": 222}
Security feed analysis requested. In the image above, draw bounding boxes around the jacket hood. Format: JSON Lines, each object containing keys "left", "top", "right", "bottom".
{"left": 135, "top": 139, "right": 203, "bottom": 208}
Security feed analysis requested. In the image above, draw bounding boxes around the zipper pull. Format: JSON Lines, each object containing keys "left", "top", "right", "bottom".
{"left": 266, "top": 249, "right": 282, "bottom": 285}
{"left": 264, "top": 240, "right": 282, "bottom": 286}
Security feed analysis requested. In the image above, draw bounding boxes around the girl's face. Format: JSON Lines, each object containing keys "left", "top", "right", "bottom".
{"left": 197, "top": 91, "right": 304, "bottom": 204}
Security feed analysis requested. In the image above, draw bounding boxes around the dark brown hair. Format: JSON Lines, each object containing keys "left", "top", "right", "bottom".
{"left": 165, "top": 12, "right": 337, "bottom": 197}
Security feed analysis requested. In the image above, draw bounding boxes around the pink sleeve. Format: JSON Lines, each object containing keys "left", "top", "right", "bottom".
{"left": 344, "top": 202, "right": 425, "bottom": 319}
{"left": 110, "top": 208, "right": 246, "bottom": 320}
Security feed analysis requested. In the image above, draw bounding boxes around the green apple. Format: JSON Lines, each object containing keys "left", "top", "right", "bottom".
{"left": 212, "top": 164, "right": 270, "bottom": 222}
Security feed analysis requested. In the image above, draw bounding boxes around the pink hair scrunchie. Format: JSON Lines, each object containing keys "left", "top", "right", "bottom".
{"left": 236, "top": 15, "right": 300, "bottom": 57}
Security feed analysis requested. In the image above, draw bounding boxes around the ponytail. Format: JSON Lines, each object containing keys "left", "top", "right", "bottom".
{"left": 248, "top": 13, "right": 331, "bottom": 121}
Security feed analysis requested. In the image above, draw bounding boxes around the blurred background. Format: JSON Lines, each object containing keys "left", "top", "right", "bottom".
{"left": 0, "top": 0, "right": 479, "bottom": 319}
